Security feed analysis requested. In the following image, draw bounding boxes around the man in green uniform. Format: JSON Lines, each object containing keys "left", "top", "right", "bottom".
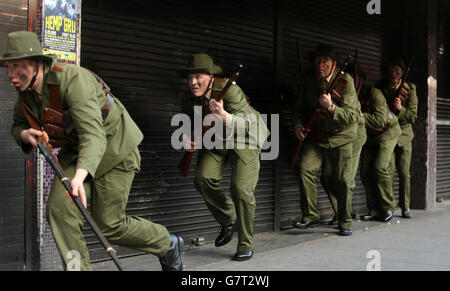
{"left": 321, "top": 63, "right": 367, "bottom": 225}
{"left": 359, "top": 86, "right": 402, "bottom": 222}
{"left": 177, "top": 53, "right": 266, "bottom": 261}
{"left": 291, "top": 44, "right": 359, "bottom": 236}
{"left": 375, "top": 57, "right": 418, "bottom": 218}
{"left": 2, "top": 31, "right": 183, "bottom": 271}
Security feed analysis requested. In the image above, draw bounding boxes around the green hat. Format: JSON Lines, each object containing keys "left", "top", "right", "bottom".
{"left": 0, "top": 31, "right": 54, "bottom": 65}
{"left": 308, "top": 43, "right": 338, "bottom": 62}
{"left": 177, "top": 53, "right": 223, "bottom": 77}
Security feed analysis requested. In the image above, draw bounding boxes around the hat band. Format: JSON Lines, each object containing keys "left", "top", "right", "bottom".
{"left": 3, "top": 52, "right": 37, "bottom": 58}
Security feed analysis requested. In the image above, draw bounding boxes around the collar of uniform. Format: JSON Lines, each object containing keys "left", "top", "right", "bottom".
{"left": 38, "top": 61, "right": 53, "bottom": 108}
{"left": 319, "top": 68, "right": 338, "bottom": 91}
{"left": 325, "top": 70, "right": 334, "bottom": 83}
{"left": 45, "top": 61, "right": 61, "bottom": 85}
{"left": 19, "top": 62, "right": 52, "bottom": 107}
{"left": 201, "top": 77, "right": 225, "bottom": 105}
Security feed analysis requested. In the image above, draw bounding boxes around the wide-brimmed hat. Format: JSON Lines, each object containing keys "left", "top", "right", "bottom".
{"left": 308, "top": 43, "right": 338, "bottom": 62}
{"left": 382, "top": 56, "right": 407, "bottom": 73}
{"left": 176, "top": 53, "right": 223, "bottom": 77}
{"left": 0, "top": 31, "right": 55, "bottom": 65}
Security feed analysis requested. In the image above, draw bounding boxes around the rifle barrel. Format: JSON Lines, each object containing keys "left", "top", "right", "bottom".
{"left": 37, "top": 141, "right": 124, "bottom": 271}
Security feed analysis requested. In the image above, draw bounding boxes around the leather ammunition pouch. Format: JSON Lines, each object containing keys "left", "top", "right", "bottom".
{"left": 367, "top": 108, "right": 393, "bottom": 136}
{"left": 43, "top": 63, "right": 114, "bottom": 147}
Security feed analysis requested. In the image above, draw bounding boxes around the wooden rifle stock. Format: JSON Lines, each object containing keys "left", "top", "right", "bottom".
{"left": 289, "top": 56, "right": 351, "bottom": 168}
{"left": 178, "top": 65, "right": 244, "bottom": 177}
{"left": 19, "top": 103, "right": 124, "bottom": 271}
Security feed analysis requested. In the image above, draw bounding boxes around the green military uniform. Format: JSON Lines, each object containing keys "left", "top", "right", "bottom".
{"left": 5, "top": 32, "right": 171, "bottom": 270}
{"left": 360, "top": 87, "right": 402, "bottom": 217}
{"left": 292, "top": 68, "right": 359, "bottom": 230}
{"left": 321, "top": 93, "right": 366, "bottom": 218}
{"left": 321, "top": 63, "right": 366, "bottom": 222}
{"left": 178, "top": 54, "right": 267, "bottom": 255}
{"left": 377, "top": 79, "right": 418, "bottom": 212}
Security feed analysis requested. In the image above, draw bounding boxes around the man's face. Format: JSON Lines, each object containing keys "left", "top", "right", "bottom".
{"left": 388, "top": 65, "right": 404, "bottom": 84}
{"left": 4, "top": 59, "right": 38, "bottom": 92}
{"left": 315, "top": 56, "right": 336, "bottom": 80}
{"left": 187, "top": 73, "right": 213, "bottom": 97}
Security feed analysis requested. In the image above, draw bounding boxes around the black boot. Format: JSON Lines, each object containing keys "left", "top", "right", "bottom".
{"left": 338, "top": 227, "right": 352, "bottom": 236}
{"left": 382, "top": 209, "right": 394, "bottom": 222}
{"left": 402, "top": 208, "right": 412, "bottom": 218}
{"left": 233, "top": 250, "right": 253, "bottom": 261}
{"left": 215, "top": 222, "right": 236, "bottom": 247}
{"left": 159, "top": 234, "right": 184, "bottom": 271}
{"left": 292, "top": 220, "right": 320, "bottom": 229}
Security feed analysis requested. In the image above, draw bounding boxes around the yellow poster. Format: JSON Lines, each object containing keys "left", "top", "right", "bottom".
{"left": 42, "top": 0, "right": 78, "bottom": 62}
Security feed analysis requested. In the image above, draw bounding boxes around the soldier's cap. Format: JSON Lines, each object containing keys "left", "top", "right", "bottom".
{"left": 308, "top": 43, "right": 338, "bottom": 62}
{"left": 177, "top": 53, "right": 223, "bottom": 78}
{"left": 0, "top": 31, "right": 55, "bottom": 65}
{"left": 383, "top": 56, "right": 407, "bottom": 72}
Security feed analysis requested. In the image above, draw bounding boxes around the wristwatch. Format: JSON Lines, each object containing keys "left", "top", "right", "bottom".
{"left": 327, "top": 104, "right": 335, "bottom": 112}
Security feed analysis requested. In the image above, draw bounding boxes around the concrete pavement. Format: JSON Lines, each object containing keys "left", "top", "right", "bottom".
{"left": 93, "top": 201, "right": 450, "bottom": 271}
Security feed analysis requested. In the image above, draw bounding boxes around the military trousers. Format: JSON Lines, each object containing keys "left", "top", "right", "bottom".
{"left": 46, "top": 148, "right": 171, "bottom": 270}
{"left": 194, "top": 149, "right": 260, "bottom": 254}
{"left": 361, "top": 138, "right": 398, "bottom": 216}
{"left": 298, "top": 140, "right": 354, "bottom": 229}
{"left": 322, "top": 124, "right": 367, "bottom": 216}
{"left": 391, "top": 141, "right": 412, "bottom": 210}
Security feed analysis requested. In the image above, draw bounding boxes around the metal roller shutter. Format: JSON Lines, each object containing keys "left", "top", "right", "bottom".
{"left": 437, "top": 122, "right": 450, "bottom": 200}
{"left": 277, "top": 0, "right": 386, "bottom": 227}
{"left": 81, "top": 0, "right": 276, "bottom": 261}
{"left": 437, "top": 0, "right": 450, "bottom": 201}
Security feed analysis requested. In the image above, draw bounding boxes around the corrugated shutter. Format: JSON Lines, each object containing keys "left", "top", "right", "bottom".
{"left": 437, "top": 0, "right": 450, "bottom": 201}
{"left": 277, "top": 0, "right": 386, "bottom": 228}
{"left": 81, "top": 0, "right": 276, "bottom": 261}
{"left": 437, "top": 122, "right": 450, "bottom": 200}
{"left": 0, "top": 0, "right": 28, "bottom": 271}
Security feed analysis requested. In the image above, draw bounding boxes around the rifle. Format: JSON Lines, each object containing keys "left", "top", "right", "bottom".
{"left": 19, "top": 103, "right": 124, "bottom": 271}
{"left": 296, "top": 41, "right": 304, "bottom": 76}
{"left": 353, "top": 49, "right": 365, "bottom": 97}
{"left": 289, "top": 55, "right": 351, "bottom": 169}
{"left": 178, "top": 64, "right": 244, "bottom": 177}
{"left": 390, "top": 58, "right": 412, "bottom": 114}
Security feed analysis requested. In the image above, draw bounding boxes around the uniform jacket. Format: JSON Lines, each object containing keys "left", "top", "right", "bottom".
{"left": 363, "top": 87, "right": 402, "bottom": 144}
{"left": 11, "top": 61, "right": 143, "bottom": 178}
{"left": 292, "top": 69, "right": 359, "bottom": 149}
{"left": 376, "top": 79, "right": 418, "bottom": 146}
{"left": 181, "top": 78, "right": 268, "bottom": 165}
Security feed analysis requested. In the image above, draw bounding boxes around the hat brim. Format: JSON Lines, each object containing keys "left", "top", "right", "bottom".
{"left": 382, "top": 63, "right": 406, "bottom": 74}
{"left": 176, "top": 64, "right": 223, "bottom": 78}
{"left": 0, "top": 54, "right": 55, "bottom": 65}
{"left": 307, "top": 51, "right": 338, "bottom": 62}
